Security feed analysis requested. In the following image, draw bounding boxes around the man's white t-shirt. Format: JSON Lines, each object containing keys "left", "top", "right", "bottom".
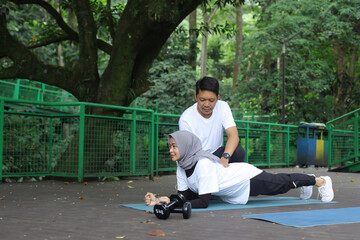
{"left": 176, "top": 159, "right": 263, "bottom": 204}
{"left": 179, "top": 100, "right": 236, "bottom": 153}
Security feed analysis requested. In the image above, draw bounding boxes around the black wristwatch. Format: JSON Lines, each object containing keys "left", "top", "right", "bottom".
{"left": 221, "top": 153, "right": 231, "bottom": 160}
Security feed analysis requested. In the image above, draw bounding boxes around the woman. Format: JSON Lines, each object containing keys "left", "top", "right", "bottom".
{"left": 145, "top": 131, "right": 334, "bottom": 208}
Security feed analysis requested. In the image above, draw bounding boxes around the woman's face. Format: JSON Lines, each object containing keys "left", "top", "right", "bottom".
{"left": 169, "top": 137, "right": 180, "bottom": 162}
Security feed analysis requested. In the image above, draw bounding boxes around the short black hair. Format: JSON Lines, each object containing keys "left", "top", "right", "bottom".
{"left": 196, "top": 77, "right": 219, "bottom": 96}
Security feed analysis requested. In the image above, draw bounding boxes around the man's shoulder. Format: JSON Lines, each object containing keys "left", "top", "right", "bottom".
{"left": 180, "top": 103, "right": 197, "bottom": 118}
{"left": 216, "top": 100, "right": 230, "bottom": 108}
{"left": 213, "top": 100, "right": 232, "bottom": 115}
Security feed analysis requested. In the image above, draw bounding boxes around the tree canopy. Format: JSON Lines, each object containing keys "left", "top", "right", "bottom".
{"left": 0, "top": 0, "right": 245, "bottom": 115}
{"left": 1, "top": 0, "right": 359, "bottom": 123}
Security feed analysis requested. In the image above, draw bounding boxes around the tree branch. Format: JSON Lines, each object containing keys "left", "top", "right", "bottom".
{"left": 107, "top": 0, "right": 115, "bottom": 39}
{"left": 71, "top": 0, "right": 100, "bottom": 100}
{"left": 9, "top": 0, "right": 112, "bottom": 54}
{"left": 10, "top": 0, "right": 78, "bottom": 39}
{"left": 0, "top": 13, "right": 73, "bottom": 91}
{"left": 208, "top": 6, "right": 219, "bottom": 24}
{"left": 99, "top": 0, "right": 203, "bottom": 106}
{"left": 28, "top": 35, "right": 72, "bottom": 49}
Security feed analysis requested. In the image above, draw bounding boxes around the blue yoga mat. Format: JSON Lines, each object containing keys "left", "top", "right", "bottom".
{"left": 243, "top": 207, "right": 360, "bottom": 227}
{"left": 120, "top": 197, "right": 336, "bottom": 212}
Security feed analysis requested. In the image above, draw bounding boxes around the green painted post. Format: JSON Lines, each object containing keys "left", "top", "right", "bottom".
{"left": 354, "top": 112, "right": 359, "bottom": 162}
{"left": 267, "top": 125, "right": 271, "bottom": 167}
{"left": 78, "top": 104, "right": 85, "bottom": 182}
{"left": 154, "top": 113, "right": 159, "bottom": 176}
{"left": 130, "top": 110, "right": 137, "bottom": 175}
{"left": 286, "top": 126, "right": 290, "bottom": 166}
{"left": 48, "top": 118, "right": 53, "bottom": 175}
{"left": 326, "top": 122, "right": 332, "bottom": 171}
{"left": 13, "top": 79, "right": 20, "bottom": 99}
{"left": 0, "top": 99, "right": 4, "bottom": 182}
{"left": 245, "top": 122, "right": 249, "bottom": 163}
{"left": 149, "top": 111, "right": 155, "bottom": 179}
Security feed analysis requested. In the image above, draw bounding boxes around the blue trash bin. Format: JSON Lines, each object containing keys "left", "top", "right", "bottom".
{"left": 297, "top": 123, "right": 327, "bottom": 167}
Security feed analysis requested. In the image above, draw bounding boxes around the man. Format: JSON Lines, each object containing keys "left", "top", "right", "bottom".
{"left": 179, "top": 76, "right": 245, "bottom": 167}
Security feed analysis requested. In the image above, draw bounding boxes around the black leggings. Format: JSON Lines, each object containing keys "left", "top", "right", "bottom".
{"left": 213, "top": 145, "right": 245, "bottom": 163}
{"left": 249, "top": 171, "right": 316, "bottom": 197}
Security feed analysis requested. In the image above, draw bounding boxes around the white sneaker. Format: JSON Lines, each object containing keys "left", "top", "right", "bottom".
{"left": 318, "top": 176, "right": 334, "bottom": 202}
{"left": 300, "top": 186, "right": 313, "bottom": 200}
{"left": 299, "top": 174, "right": 315, "bottom": 200}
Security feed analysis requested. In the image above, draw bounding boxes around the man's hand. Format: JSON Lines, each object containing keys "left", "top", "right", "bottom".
{"left": 220, "top": 157, "right": 229, "bottom": 168}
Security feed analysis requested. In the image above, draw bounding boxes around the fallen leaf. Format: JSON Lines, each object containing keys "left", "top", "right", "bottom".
{"left": 0, "top": 196, "right": 4, "bottom": 200}
{"left": 127, "top": 180, "right": 133, "bottom": 183}
{"left": 141, "top": 219, "right": 151, "bottom": 223}
{"left": 64, "top": 182, "right": 69, "bottom": 185}
{"left": 145, "top": 211, "right": 153, "bottom": 214}
{"left": 83, "top": 182, "right": 88, "bottom": 185}
{"left": 127, "top": 185, "right": 134, "bottom": 189}
{"left": 79, "top": 197, "right": 84, "bottom": 200}
{"left": 147, "top": 230, "right": 165, "bottom": 237}
{"left": 351, "top": 179, "right": 355, "bottom": 182}
{"left": 115, "top": 236, "right": 126, "bottom": 239}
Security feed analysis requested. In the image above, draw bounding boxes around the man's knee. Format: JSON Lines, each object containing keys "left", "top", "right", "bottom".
{"left": 230, "top": 145, "right": 245, "bottom": 162}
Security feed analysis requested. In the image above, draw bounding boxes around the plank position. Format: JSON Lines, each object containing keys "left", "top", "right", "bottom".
{"left": 145, "top": 131, "right": 334, "bottom": 208}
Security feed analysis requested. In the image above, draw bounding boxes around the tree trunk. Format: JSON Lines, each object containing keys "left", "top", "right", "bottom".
{"left": 332, "top": 38, "right": 353, "bottom": 118}
{"left": 232, "top": 3, "right": 243, "bottom": 91}
{"left": 348, "top": 47, "right": 358, "bottom": 80}
{"left": 200, "top": 4, "right": 218, "bottom": 78}
{"left": 245, "top": 53, "right": 253, "bottom": 82}
{"left": 189, "top": 9, "right": 198, "bottom": 70}
{"left": 260, "top": 53, "right": 273, "bottom": 115}
{"left": 55, "top": 1, "right": 65, "bottom": 68}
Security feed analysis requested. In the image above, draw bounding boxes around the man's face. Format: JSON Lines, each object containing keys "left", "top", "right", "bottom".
{"left": 195, "top": 90, "right": 219, "bottom": 118}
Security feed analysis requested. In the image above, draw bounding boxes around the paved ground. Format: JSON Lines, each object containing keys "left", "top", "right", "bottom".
{"left": 1, "top": 167, "right": 360, "bottom": 240}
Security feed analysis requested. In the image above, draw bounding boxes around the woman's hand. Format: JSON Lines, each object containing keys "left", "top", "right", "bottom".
{"left": 144, "top": 192, "right": 170, "bottom": 206}
{"left": 157, "top": 196, "right": 170, "bottom": 204}
{"left": 144, "top": 192, "right": 157, "bottom": 206}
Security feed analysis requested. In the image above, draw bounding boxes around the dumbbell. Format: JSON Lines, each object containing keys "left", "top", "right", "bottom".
{"left": 153, "top": 193, "right": 192, "bottom": 220}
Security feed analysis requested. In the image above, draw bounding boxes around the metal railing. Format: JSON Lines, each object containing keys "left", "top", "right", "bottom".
{"left": 326, "top": 109, "right": 360, "bottom": 172}
{"left": 0, "top": 79, "right": 78, "bottom": 112}
{"left": 1, "top": 98, "right": 299, "bottom": 182}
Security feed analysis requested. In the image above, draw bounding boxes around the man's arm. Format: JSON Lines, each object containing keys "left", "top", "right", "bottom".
{"left": 221, "top": 126, "right": 240, "bottom": 167}
{"left": 179, "top": 118, "right": 191, "bottom": 131}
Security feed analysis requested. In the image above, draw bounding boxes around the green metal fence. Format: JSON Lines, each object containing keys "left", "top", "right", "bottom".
{"left": 236, "top": 121, "right": 298, "bottom": 167}
{"left": 0, "top": 79, "right": 78, "bottom": 112}
{"left": 1, "top": 98, "right": 299, "bottom": 182}
{"left": 1, "top": 98, "right": 155, "bottom": 182}
{"left": 326, "top": 109, "right": 360, "bottom": 172}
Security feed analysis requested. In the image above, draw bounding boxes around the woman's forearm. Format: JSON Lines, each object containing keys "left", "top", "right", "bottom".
{"left": 178, "top": 190, "right": 211, "bottom": 208}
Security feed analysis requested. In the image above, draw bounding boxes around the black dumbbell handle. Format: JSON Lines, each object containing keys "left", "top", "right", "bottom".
{"left": 166, "top": 199, "right": 179, "bottom": 210}
{"left": 171, "top": 207, "right": 183, "bottom": 213}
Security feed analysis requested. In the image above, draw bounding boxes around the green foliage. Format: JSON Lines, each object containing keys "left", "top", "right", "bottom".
{"left": 2, "top": 0, "right": 360, "bottom": 123}
{"left": 2, "top": 108, "right": 75, "bottom": 179}
{"left": 227, "top": 0, "right": 360, "bottom": 124}
{"left": 134, "top": 31, "right": 197, "bottom": 114}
